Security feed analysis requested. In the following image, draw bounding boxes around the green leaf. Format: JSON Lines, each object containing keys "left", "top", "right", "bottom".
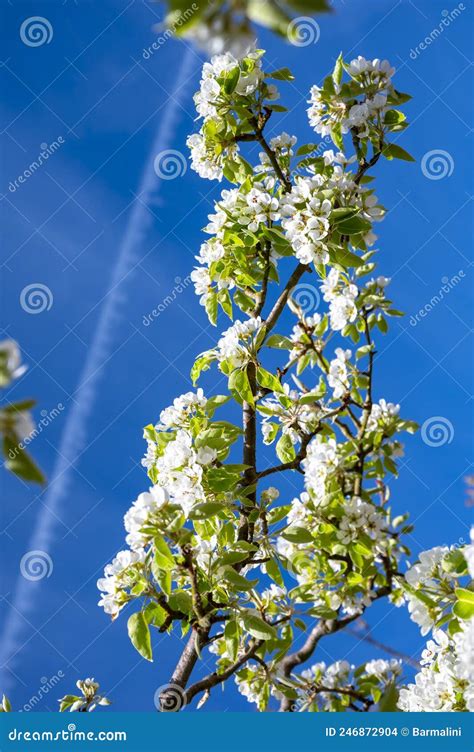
{"left": 218, "top": 288, "right": 233, "bottom": 319}
{"left": 1, "top": 694, "right": 12, "bottom": 712}
{"left": 265, "top": 557, "right": 284, "bottom": 586}
{"left": 165, "top": 0, "right": 210, "bottom": 34}
{"left": 281, "top": 526, "right": 313, "bottom": 543}
{"left": 205, "top": 292, "right": 218, "bottom": 326}
{"left": 144, "top": 602, "right": 168, "bottom": 628}
{"left": 2, "top": 399, "right": 36, "bottom": 413}
{"left": 58, "top": 695, "right": 77, "bottom": 712}
{"left": 153, "top": 535, "right": 175, "bottom": 570}
{"left": 265, "top": 334, "right": 293, "bottom": 349}
{"left": 241, "top": 612, "right": 277, "bottom": 641}
{"left": 286, "top": 0, "right": 331, "bottom": 10}
{"left": 256, "top": 366, "right": 283, "bottom": 393}
{"left": 296, "top": 143, "right": 318, "bottom": 156}
{"left": 384, "top": 109, "right": 406, "bottom": 126}
{"left": 333, "top": 214, "right": 372, "bottom": 235}
{"left": 168, "top": 591, "right": 193, "bottom": 615}
{"left": 382, "top": 143, "right": 415, "bottom": 162}
{"left": 331, "top": 207, "right": 359, "bottom": 223}
{"left": 189, "top": 501, "right": 226, "bottom": 519}
{"left": 155, "top": 567, "right": 171, "bottom": 596}
{"left": 229, "top": 369, "right": 254, "bottom": 406}
{"left": 247, "top": 0, "right": 292, "bottom": 35}
{"left": 223, "top": 66, "right": 240, "bottom": 95}
{"left": 3, "top": 435, "right": 45, "bottom": 484}
{"left": 442, "top": 549, "right": 468, "bottom": 576}
{"left": 267, "top": 67, "right": 295, "bottom": 81}
{"left": 276, "top": 433, "right": 296, "bottom": 463}
{"left": 332, "top": 247, "right": 364, "bottom": 267}
{"left": 389, "top": 89, "right": 412, "bottom": 105}
{"left": 453, "top": 587, "right": 474, "bottom": 620}
{"left": 332, "top": 52, "right": 344, "bottom": 88}
{"left": 206, "top": 393, "right": 230, "bottom": 411}
{"left": 127, "top": 612, "right": 153, "bottom": 661}
{"left": 223, "top": 567, "right": 258, "bottom": 591}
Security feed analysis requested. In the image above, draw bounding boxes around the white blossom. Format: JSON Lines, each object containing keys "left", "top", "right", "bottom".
{"left": 97, "top": 549, "right": 146, "bottom": 617}
{"left": 327, "top": 348, "right": 351, "bottom": 399}
{"left": 398, "top": 622, "right": 474, "bottom": 712}
{"left": 281, "top": 177, "right": 332, "bottom": 265}
{"left": 302, "top": 436, "right": 339, "bottom": 504}
{"left": 216, "top": 317, "right": 262, "bottom": 368}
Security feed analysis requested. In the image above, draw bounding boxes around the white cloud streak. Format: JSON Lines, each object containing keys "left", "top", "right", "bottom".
{"left": 0, "top": 46, "right": 196, "bottom": 688}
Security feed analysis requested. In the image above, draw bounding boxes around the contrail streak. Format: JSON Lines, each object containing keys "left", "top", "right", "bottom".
{"left": 0, "top": 47, "right": 195, "bottom": 688}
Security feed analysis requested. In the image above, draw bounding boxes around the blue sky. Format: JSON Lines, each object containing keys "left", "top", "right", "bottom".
{"left": 0, "top": 0, "right": 472, "bottom": 712}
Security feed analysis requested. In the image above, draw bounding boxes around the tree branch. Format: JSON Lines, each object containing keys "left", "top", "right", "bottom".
{"left": 278, "top": 584, "right": 392, "bottom": 711}
{"left": 185, "top": 640, "right": 263, "bottom": 705}
{"left": 264, "top": 263, "right": 309, "bottom": 337}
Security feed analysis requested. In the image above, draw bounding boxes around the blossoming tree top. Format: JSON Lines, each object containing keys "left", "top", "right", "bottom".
{"left": 97, "top": 49, "right": 474, "bottom": 713}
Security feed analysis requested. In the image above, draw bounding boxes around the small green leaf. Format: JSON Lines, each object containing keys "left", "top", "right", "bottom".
{"left": 256, "top": 366, "right": 283, "bottom": 393}
{"left": 384, "top": 109, "right": 406, "bottom": 126}
{"left": 153, "top": 535, "right": 175, "bottom": 570}
{"left": 127, "top": 612, "right": 153, "bottom": 661}
{"left": 276, "top": 433, "right": 296, "bottom": 463}
{"left": 267, "top": 67, "right": 295, "bottom": 81}
{"left": 333, "top": 215, "right": 372, "bottom": 235}
{"left": 331, "top": 52, "right": 344, "bottom": 88}
{"left": 265, "top": 334, "right": 293, "bottom": 349}
{"left": 453, "top": 587, "right": 474, "bottom": 620}
{"left": 229, "top": 369, "right": 254, "bottom": 406}
{"left": 168, "top": 591, "right": 193, "bottom": 615}
{"left": 223, "top": 567, "right": 258, "bottom": 591}
{"left": 223, "top": 66, "right": 240, "bottom": 95}
{"left": 242, "top": 612, "right": 277, "bottom": 641}
{"left": 3, "top": 435, "right": 45, "bottom": 484}
{"left": 281, "top": 526, "right": 313, "bottom": 543}
{"left": 205, "top": 292, "right": 218, "bottom": 326}
{"left": 382, "top": 143, "right": 415, "bottom": 162}
{"left": 442, "top": 550, "right": 468, "bottom": 576}
{"left": 191, "top": 351, "right": 215, "bottom": 386}
{"left": 332, "top": 247, "right": 364, "bottom": 267}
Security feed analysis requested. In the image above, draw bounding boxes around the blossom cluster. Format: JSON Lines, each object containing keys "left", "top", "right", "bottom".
{"left": 216, "top": 316, "right": 262, "bottom": 369}
{"left": 399, "top": 624, "right": 474, "bottom": 711}
{"left": 398, "top": 536, "right": 474, "bottom": 712}
{"left": 97, "top": 390, "right": 223, "bottom": 619}
{"left": 260, "top": 384, "right": 321, "bottom": 447}
{"left": 184, "top": 52, "right": 401, "bottom": 341}
{"left": 308, "top": 56, "right": 397, "bottom": 147}
{"left": 59, "top": 678, "right": 110, "bottom": 713}
{"left": 186, "top": 50, "right": 276, "bottom": 182}
{"left": 0, "top": 339, "right": 44, "bottom": 484}
{"left": 232, "top": 655, "right": 402, "bottom": 712}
